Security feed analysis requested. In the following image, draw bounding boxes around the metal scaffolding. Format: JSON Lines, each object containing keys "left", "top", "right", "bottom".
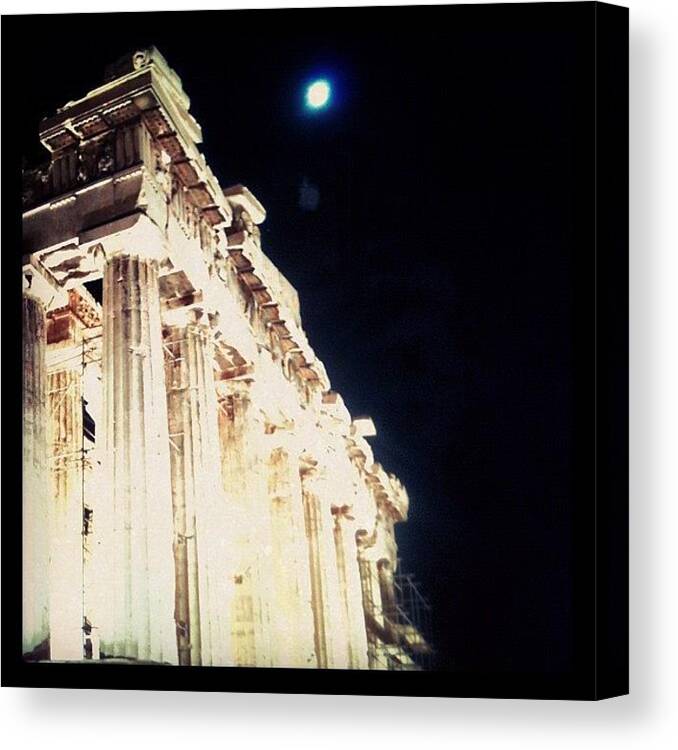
{"left": 391, "top": 567, "right": 434, "bottom": 670}
{"left": 360, "top": 558, "right": 433, "bottom": 671}
{"left": 46, "top": 332, "right": 102, "bottom": 661}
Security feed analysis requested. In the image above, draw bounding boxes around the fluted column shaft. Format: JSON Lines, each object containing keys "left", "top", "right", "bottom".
{"left": 217, "top": 384, "right": 273, "bottom": 667}
{"left": 333, "top": 513, "right": 370, "bottom": 669}
{"left": 356, "top": 537, "right": 387, "bottom": 670}
{"left": 267, "top": 444, "right": 316, "bottom": 667}
{"left": 99, "top": 253, "right": 176, "bottom": 663}
{"left": 300, "top": 464, "right": 350, "bottom": 668}
{"left": 48, "top": 366, "right": 84, "bottom": 660}
{"left": 165, "top": 317, "right": 229, "bottom": 666}
{"left": 23, "top": 293, "right": 50, "bottom": 656}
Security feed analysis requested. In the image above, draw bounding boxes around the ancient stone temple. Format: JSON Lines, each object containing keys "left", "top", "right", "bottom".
{"left": 22, "top": 47, "right": 430, "bottom": 670}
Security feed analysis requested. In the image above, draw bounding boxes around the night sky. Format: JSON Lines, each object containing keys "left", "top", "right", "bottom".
{"left": 14, "top": 5, "right": 591, "bottom": 675}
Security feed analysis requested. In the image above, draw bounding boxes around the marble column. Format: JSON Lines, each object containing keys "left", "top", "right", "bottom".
{"left": 48, "top": 364, "right": 85, "bottom": 660}
{"left": 164, "top": 311, "right": 230, "bottom": 666}
{"left": 300, "top": 459, "right": 350, "bottom": 668}
{"left": 98, "top": 251, "right": 177, "bottom": 663}
{"left": 217, "top": 382, "right": 272, "bottom": 666}
{"left": 266, "top": 441, "right": 316, "bottom": 668}
{"left": 333, "top": 509, "right": 370, "bottom": 669}
{"left": 23, "top": 286, "right": 50, "bottom": 657}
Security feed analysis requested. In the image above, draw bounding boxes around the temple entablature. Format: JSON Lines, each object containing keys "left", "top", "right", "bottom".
{"left": 46, "top": 47, "right": 199, "bottom": 148}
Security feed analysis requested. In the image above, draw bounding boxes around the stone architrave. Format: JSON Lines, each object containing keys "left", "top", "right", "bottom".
{"left": 22, "top": 279, "right": 50, "bottom": 657}
{"left": 97, "top": 248, "right": 177, "bottom": 663}
{"left": 164, "top": 309, "right": 231, "bottom": 666}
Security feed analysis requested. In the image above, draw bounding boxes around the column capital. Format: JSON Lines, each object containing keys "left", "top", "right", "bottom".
{"left": 90, "top": 212, "right": 167, "bottom": 264}
{"left": 299, "top": 454, "right": 333, "bottom": 499}
{"left": 260, "top": 421, "right": 302, "bottom": 456}
{"left": 356, "top": 527, "right": 378, "bottom": 554}
{"left": 332, "top": 504, "right": 356, "bottom": 523}
{"left": 215, "top": 375, "right": 254, "bottom": 402}
{"left": 299, "top": 451, "right": 319, "bottom": 477}
{"left": 162, "top": 302, "right": 208, "bottom": 329}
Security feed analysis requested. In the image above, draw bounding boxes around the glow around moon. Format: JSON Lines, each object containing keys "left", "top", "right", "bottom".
{"left": 305, "top": 79, "right": 331, "bottom": 110}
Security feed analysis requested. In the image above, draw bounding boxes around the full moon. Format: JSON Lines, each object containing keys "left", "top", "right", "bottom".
{"left": 305, "top": 79, "right": 331, "bottom": 110}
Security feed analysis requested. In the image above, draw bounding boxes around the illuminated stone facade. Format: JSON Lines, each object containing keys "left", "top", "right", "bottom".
{"left": 22, "top": 48, "right": 427, "bottom": 669}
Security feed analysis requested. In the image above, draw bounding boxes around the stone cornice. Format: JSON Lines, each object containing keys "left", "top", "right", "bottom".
{"left": 221, "top": 226, "right": 326, "bottom": 404}
{"left": 25, "top": 50, "right": 231, "bottom": 232}
{"left": 40, "top": 47, "right": 200, "bottom": 150}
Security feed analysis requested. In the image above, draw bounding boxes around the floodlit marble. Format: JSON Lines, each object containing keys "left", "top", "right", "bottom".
{"left": 22, "top": 283, "right": 50, "bottom": 657}
{"left": 21, "top": 47, "right": 426, "bottom": 669}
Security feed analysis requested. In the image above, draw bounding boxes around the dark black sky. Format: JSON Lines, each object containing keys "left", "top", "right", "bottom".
{"left": 13, "top": 5, "right": 594, "bottom": 675}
